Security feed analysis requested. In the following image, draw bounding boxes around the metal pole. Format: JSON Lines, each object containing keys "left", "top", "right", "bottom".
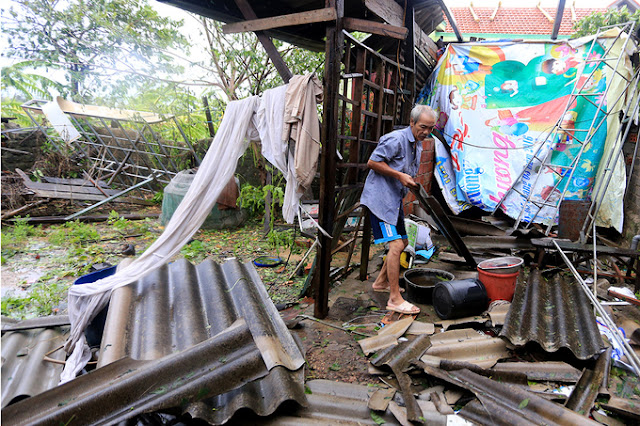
{"left": 64, "top": 174, "right": 157, "bottom": 221}
{"left": 553, "top": 240, "right": 640, "bottom": 376}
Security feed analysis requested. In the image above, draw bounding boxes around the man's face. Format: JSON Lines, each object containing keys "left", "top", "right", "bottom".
{"left": 410, "top": 112, "right": 436, "bottom": 141}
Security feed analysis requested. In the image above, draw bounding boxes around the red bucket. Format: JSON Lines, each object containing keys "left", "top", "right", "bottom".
{"left": 477, "top": 268, "right": 519, "bottom": 303}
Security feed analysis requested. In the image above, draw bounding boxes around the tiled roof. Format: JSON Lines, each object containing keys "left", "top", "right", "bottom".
{"left": 443, "top": 6, "right": 607, "bottom": 36}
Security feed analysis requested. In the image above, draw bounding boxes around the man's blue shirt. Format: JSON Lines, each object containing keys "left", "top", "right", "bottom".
{"left": 360, "top": 126, "right": 421, "bottom": 224}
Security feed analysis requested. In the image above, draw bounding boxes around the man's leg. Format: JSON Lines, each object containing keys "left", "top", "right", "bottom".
{"left": 386, "top": 238, "right": 410, "bottom": 307}
{"left": 371, "top": 258, "right": 389, "bottom": 290}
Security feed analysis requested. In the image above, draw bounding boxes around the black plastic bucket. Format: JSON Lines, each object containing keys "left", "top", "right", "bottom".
{"left": 433, "top": 278, "right": 488, "bottom": 320}
{"left": 404, "top": 268, "right": 455, "bottom": 305}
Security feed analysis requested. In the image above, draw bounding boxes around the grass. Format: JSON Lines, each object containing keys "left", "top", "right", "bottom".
{"left": 1, "top": 216, "right": 309, "bottom": 318}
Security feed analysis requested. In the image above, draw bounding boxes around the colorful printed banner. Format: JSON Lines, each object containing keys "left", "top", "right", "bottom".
{"left": 423, "top": 41, "right": 607, "bottom": 225}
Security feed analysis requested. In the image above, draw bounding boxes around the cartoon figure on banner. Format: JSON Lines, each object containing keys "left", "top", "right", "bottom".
{"left": 449, "top": 86, "right": 478, "bottom": 110}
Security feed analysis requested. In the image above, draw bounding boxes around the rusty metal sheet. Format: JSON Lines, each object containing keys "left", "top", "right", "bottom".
{"left": 96, "top": 257, "right": 306, "bottom": 424}
{"left": 423, "top": 329, "right": 510, "bottom": 368}
{"left": 419, "top": 364, "right": 601, "bottom": 426}
{"left": 501, "top": 269, "right": 604, "bottom": 360}
{"left": 1, "top": 326, "right": 68, "bottom": 408}
{"left": 492, "top": 361, "right": 582, "bottom": 383}
{"left": 2, "top": 320, "right": 269, "bottom": 425}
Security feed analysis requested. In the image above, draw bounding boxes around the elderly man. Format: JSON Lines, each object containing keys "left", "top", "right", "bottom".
{"left": 360, "top": 105, "right": 437, "bottom": 315}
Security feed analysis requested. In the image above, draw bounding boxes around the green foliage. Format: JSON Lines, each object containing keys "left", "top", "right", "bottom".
{"left": 48, "top": 220, "right": 100, "bottom": 246}
{"left": 2, "top": 217, "right": 41, "bottom": 245}
{"left": 181, "top": 239, "right": 205, "bottom": 260}
{"left": 572, "top": 7, "right": 640, "bottom": 37}
{"left": 3, "top": 0, "right": 188, "bottom": 100}
{"left": 238, "top": 183, "right": 285, "bottom": 218}
{"left": 1, "top": 278, "right": 71, "bottom": 319}
{"left": 266, "top": 228, "right": 295, "bottom": 250}
{"left": 196, "top": 17, "right": 325, "bottom": 102}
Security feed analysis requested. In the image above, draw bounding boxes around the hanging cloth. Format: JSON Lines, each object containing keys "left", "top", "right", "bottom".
{"left": 61, "top": 96, "right": 261, "bottom": 383}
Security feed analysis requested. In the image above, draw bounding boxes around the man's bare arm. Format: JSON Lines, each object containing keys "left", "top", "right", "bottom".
{"left": 367, "top": 160, "right": 418, "bottom": 189}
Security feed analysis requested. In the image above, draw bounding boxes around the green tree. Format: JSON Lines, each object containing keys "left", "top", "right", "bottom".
{"left": 572, "top": 6, "right": 640, "bottom": 37}
{"left": 196, "top": 17, "right": 325, "bottom": 101}
{"left": 3, "top": 0, "right": 188, "bottom": 101}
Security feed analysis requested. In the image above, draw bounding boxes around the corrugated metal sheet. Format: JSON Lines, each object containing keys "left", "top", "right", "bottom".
{"left": 1, "top": 315, "right": 70, "bottom": 332}
{"left": 97, "top": 257, "right": 306, "bottom": 424}
{"left": 2, "top": 320, "right": 271, "bottom": 425}
{"left": 239, "top": 379, "right": 400, "bottom": 425}
{"left": 419, "top": 364, "right": 601, "bottom": 426}
{"left": 500, "top": 270, "right": 605, "bottom": 360}
{"left": 422, "top": 328, "right": 510, "bottom": 368}
{"left": 1, "top": 326, "right": 68, "bottom": 408}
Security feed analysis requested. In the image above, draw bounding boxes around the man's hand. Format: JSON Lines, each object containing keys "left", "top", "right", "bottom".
{"left": 368, "top": 160, "right": 419, "bottom": 190}
{"left": 399, "top": 173, "right": 418, "bottom": 189}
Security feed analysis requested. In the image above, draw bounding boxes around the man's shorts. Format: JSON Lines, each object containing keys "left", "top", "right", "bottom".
{"left": 370, "top": 208, "right": 407, "bottom": 244}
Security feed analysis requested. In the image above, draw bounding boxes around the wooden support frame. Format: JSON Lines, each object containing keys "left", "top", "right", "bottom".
{"left": 315, "top": 0, "right": 344, "bottom": 318}
{"left": 342, "top": 17, "right": 408, "bottom": 40}
{"left": 314, "top": 7, "right": 417, "bottom": 318}
{"left": 223, "top": 8, "right": 337, "bottom": 34}
{"left": 233, "top": 0, "right": 293, "bottom": 83}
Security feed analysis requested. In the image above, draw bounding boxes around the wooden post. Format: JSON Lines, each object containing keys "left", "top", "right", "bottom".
{"left": 202, "top": 96, "right": 216, "bottom": 138}
{"left": 314, "top": 0, "right": 344, "bottom": 319}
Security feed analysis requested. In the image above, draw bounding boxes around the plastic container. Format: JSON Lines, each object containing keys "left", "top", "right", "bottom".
{"left": 477, "top": 256, "right": 524, "bottom": 275}
{"left": 404, "top": 268, "right": 455, "bottom": 305}
{"left": 161, "top": 170, "right": 247, "bottom": 229}
{"left": 477, "top": 269, "right": 519, "bottom": 303}
{"left": 74, "top": 265, "right": 117, "bottom": 347}
{"left": 432, "top": 278, "right": 488, "bottom": 320}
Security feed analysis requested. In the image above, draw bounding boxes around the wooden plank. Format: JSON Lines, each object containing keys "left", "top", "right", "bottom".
{"left": 315, "top": 0, "right": 344, "bottom": 319}
{"left": 233, "top": 0, "right": 292, "bottom": 83}
{"left": 343, "top": 17, "right": 408, "bottom": 40}
{"left": 24, "top": 188, "right": 151, "bottom": 204}
{"left": 364, "top": 0, "right": 404, "bottom": 27}
{"left": 222, "top": 8, "right": 336, "bottom": 34}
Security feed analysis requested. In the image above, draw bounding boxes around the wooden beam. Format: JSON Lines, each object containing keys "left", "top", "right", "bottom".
{"left": 551, "top": 0, "right": 567, "bottom": 40}
{"left": 365, "top": 0, "right": 436, "bottom": 63}
{"left": 343, "top": 17, "right": 408, "bottom": 40}
{"left": 233, "top": 0, "right": 292, "bottom": 83}
{"left": 222, "top": 8, "right": 336, "bottom": 34}
{"left": 364, "top": 0, "right": 403, "bottom": 26}
{"left": 438, "top": 0, "right": 463, "bottom": 42}
{"left": 315, "top": 0, "right": 344, "bottom": 319}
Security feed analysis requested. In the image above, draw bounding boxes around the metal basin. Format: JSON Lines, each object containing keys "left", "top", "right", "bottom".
{"left": 477, "top": 256, "right": 524, "bottom": 275}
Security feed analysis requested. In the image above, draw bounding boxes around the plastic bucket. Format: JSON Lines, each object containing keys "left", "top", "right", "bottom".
{"left": 74, "top": 265, "right": 117, "bottom": 347}
{"left": 404, "top": 268, "right": 455, "bottom": 305}
{"left": 432, "top": 278, "right": 488, "bottom": 320}
{"left": 477, "top": 268, "right": 519, "bottom": 303}
{"left": 477, "top": 256, "right": 523, "bottom": 275}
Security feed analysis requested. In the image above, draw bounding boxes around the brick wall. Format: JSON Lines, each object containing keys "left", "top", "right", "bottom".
{"left": 403, "top": 136, "right": 435, "bottom": 216}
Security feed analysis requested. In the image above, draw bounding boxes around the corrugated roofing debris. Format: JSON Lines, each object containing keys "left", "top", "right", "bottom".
{"left": 2, "top": 320, "right": 271, "bottom": 425}
{"left": 1, "top": 258, "right": 307, "bottom": 425}
{"left": 1, "top": 326, "right": 68, "bottom": 408}
{"left": 418, "top": 363, "right": 601, "bottom": 426}
{"left": 492, "top": 361, "right": 582, "bottom": 382}
{"left": 422, "top": 328, "right": 510, "bottom": 368}
{"left": 1, "top": 314, "right": 70, "bottom": 332}
{"left": 501, "top": 270, "right": 605, "bottom": 360}
{"left": 96, "top": 257, "right": 306, "bottom": 424}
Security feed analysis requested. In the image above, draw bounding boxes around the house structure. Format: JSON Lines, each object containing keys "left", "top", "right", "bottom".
{"left": 159, "top": 0, "right": 458, "bottom": 318}
{"left": 437, "top": 2, "right": 608, "bottom": 41}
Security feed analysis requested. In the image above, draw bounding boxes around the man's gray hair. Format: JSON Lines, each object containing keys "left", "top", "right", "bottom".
{"left": 410, "top": 104, "right": 436, "bottom": 122}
